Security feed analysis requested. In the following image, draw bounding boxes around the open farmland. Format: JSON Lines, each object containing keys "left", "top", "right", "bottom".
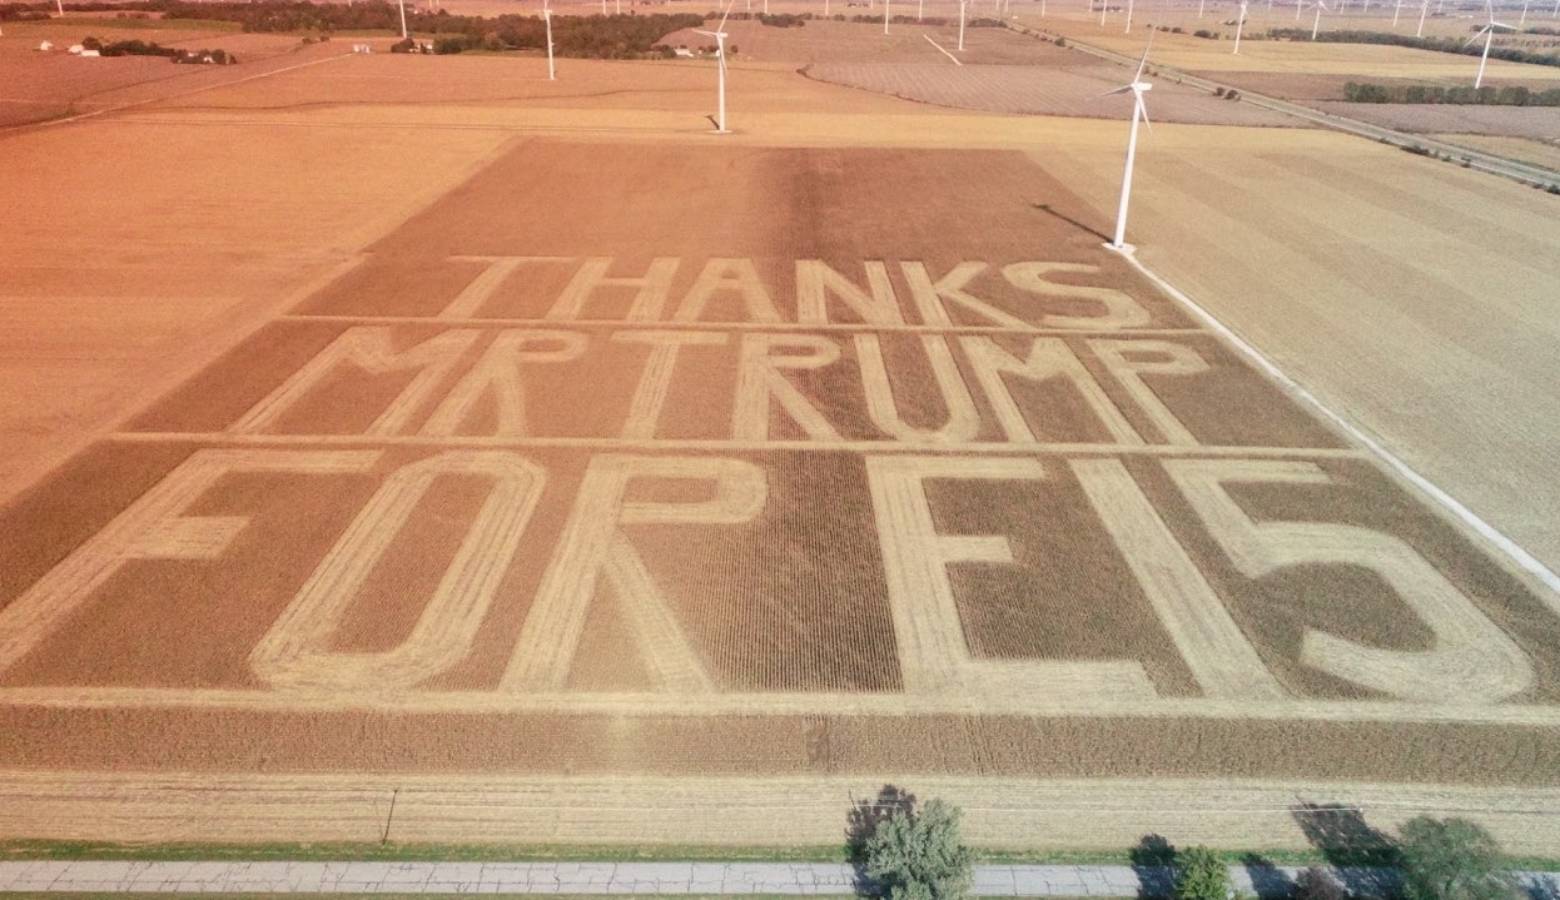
{"left": 0, "top": 20, "right": 334, "bottom": 127}
{"left": 806, "top": 60, "right": 1294, "bottom": 121}
{"left": 2, "top": 13, "right": 1560, "bottom": 856}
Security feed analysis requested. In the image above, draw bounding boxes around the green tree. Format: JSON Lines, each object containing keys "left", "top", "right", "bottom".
{"left": 1399, "top": 817, "right": 1517, "bottom": 900}
{"left": 863, "top": 798, "right": 974, "bottom": 900}
{"left": 1173, "top": 846, "right": 1231, "bottom": 900}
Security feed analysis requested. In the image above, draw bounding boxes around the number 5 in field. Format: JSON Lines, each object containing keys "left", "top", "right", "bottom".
{"left": 1166, "top": 458, "right": 1533, "bottom": 704}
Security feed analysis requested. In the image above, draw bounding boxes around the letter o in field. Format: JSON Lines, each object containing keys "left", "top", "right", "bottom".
{"left": 250, "top": 450, "right": 544, "bottom": 693}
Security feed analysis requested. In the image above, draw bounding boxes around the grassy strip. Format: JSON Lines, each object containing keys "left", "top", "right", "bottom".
{"left": 4, "top": 840, "right": 1559, "bottom": 871}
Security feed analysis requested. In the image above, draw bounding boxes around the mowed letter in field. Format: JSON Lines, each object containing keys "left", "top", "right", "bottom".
{"left": 2, "top": 140, "right": 1559, "bottom": 842}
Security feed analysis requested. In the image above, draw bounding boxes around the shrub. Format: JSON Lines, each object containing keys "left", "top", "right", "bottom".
{"left": 863, "top": 798, "right": 974, "bottom": 900}
{"left": 1173, "top": 846, "right": 1230, "bottom": 900}
{"left": 1399, "top": 817, "right": 1517, "bottom": 900}
{"left": 1293, "top": 867, "right": 1348, "bottom": 900}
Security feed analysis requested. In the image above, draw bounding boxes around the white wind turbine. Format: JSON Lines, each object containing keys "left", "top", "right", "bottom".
{"left": 1103, "top": 35, "right": 1154, "bottom": 250}
{"left": 1233, "top": 0, "right": 1249, "bottom": 50}
{"left": 1518, "top": 0, "right": 1528, "bottom": 25}
{"left": 1099, "top": 0, "right": 1108, "bottom": 26}
{"left": 1466, "top": 0, "right": 1514, "bottom": 87}
{"left": 1197, "top": 0, "right": 1204, "bottom": 17}
{"left": 1416, "top": 0, "right": 1428, "bottom": 34}
{"left": 919, "top": 0, "right": 925, "bottom": 21}
{"left": 694, "top": 1, "right": 735, "bottom": 133}
{"left": 1124, "top": 0, "right": 1134, "bottom": 30}
{"left": 543, "top": 0, "right": 556, "bottom": 79}
{"left": 1392, "top": 0, "right": 1402, "bottom": 25}
{"left": 397, "top": 0, "right": 409, "bottom": 38}
{"left": 1309, "top": 0, "right": 1330, "bottom": 38}
{"left": 960, "top": 0, "right": 968, "bottom": 48}
{"left": 884, "top": 0, "right": 890, "bottom": 32}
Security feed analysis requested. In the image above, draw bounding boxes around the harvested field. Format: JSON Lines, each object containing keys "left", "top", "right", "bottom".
{"left": 1190, "top": 68, "right": 1560, "bottom": 100}
{"left": 1314, "top": 99, "right": 1560, "bottom": 138}
{"left": 0, "top": 29, "right": 333, "bottom": 128}
{"left": 661, "top": 17, "right": 1063, "bottom": 64}
{"left": 2, "top": 32, "right": 1559, "bottom": 853}
{"left": 4, "top": 125, "right": 1560, "bottom": 850}
{"left": 1021, "top": 14, "right": 1560, "bottom": 80}
{"left": 1429, "top": 131, "right": 1560, "bottom": 170}
{"left": 806, "top": 61, "right": 1295, "bottom": 122}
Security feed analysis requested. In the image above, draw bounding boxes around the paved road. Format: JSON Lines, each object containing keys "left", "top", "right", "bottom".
{"left": 2, "top": 860, "right": 1558, "bottom": 895}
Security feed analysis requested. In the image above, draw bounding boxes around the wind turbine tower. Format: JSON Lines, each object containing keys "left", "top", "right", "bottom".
{"left": 1311, "top": 0, "right": 1329, "bottom": 38}
{"left": 544, "top": 0, "right": 556, "bottom": 79}
{"left": 1104, "top": 36, "right": 1155, "bottom": 250}
{"left": 1234, "top": 0, "right": 1248, "bottom": 51}
{"left": 694, "top": 2, "right": 735, "bottom": 133}
{"left": 1467, "top": 0, "right": 1515, "bottom": 87}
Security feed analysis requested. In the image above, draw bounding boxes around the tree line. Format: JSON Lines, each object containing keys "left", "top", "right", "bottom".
{"left": 1266, "top": 27, "right": 1560, "bottom": 68}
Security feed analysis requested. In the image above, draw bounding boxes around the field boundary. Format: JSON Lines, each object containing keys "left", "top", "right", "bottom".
{"left": 4, "top": 773, "right": 1560, "bottom": 853}
{"left": 1108, "top": 244, "right": 1560, "bottom": 601}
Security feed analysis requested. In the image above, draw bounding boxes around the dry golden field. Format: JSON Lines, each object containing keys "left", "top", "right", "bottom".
{"left": 2, "top": 25, "right": 1559, "bottom": 853}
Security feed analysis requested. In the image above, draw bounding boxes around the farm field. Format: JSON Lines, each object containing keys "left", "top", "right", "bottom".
{"left": 1314, "top": 98, "right": 1560, "bottom": 137}
{"left": 1428, "top": 131, "right": 1560, "bottom": 167}
{"left": 0, "top": 19, "right": 336, "bottom": 127}
{"left": 2, "top": 23, "right": 1559, "bottom": 855}
{"left": 1020, "top": 7, "right": 1560, "bottom": 79}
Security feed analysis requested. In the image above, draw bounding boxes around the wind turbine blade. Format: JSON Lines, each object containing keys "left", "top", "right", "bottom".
{"left": 693, "top": 28, "right": 717, "bottom": 34}
{"left": 1132, "top": 31, "right": 1153, "bottom": 81}
{"left": 1137, "top": 93, "right": 1152, "bottom": 130}
{"left": 1491, "top": 18, "right": 1514, "bottom": 26}
{"left": 1462, "top": 24, "right": 1490, "bottom": 44}
{"left": 1095, "top": 84, "right": 1135, "bottom": 98}
{"left": 717, "top": 0, "right": 735, "bottom": 31}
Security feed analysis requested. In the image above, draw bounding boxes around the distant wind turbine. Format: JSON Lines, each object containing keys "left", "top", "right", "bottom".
{"left": 1392, "top": 0, "right": 1402, "bottom": 24}
{"left": 397, "top": 0, "right": 408, "bottom": 38}
{"left": 919, "top": 0, "right": 925, "bottom": 21}
{"left": 1099, "top": 0, "right": 1108, "bottom": 26}
{"left": 543, "top": 0, "right": 556, "bottom": 79}
{"left": 55, "top": 0, "right": 63, "bottom": 15}
{"left": 694, "top": 0, "right": 735, "bottom": 133}
{"left": 1103, "top": 34, "right": 1154, "bottom": 250}
{"left": 1416, "top": 0, "right": 1428, "bottom": 35}
{"left": 884, "top": 0, "right": 890, "bottom": 32}
{"left": 1466, "top": 0, "right": 1514, "bottom": 86}
{"left": 1124, "top": 0, "right": 1134, "bottom": 30}
{"left": 1310, "top": 0, "right": 1329, "bottom": 38}
{"left": 1197, "top": 0, "right": 1205, "bottom": 17}
{"left": 960, "top": 0, "right": 968, "bottom": 48}
{"left": 1518, "top": 0, "right": 1528, "bottom": 25}
{"left": 1234, "top": 0, "right": 1248, "bottom": 50}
